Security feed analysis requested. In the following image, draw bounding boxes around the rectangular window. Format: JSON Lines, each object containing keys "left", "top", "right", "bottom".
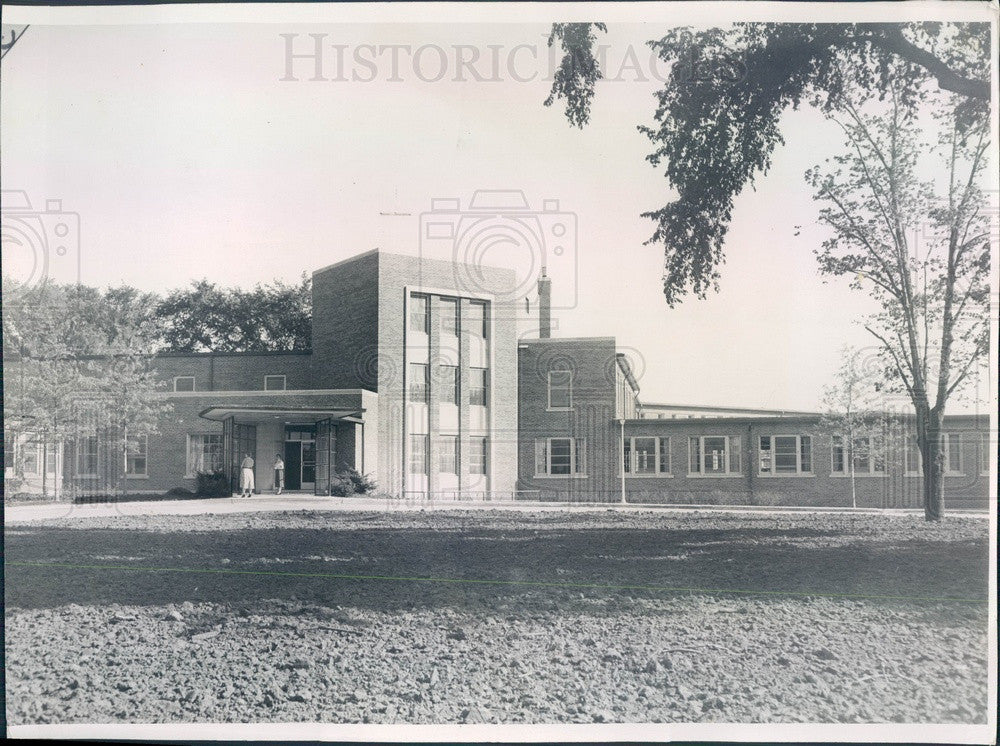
{"left": 125, "top": 434, "right": 148, "bottom": 476}
{"left": 469, "top": 301, "right": 488, "bottom": 338}
{"left": 187, "top": 434, "right": 223, "bottom": 475}
{"left": 4, "top": 437, "right": 14, "bottom": 473}
{"left": 550, "top": 438, "right": 572, "bottom": 475}
{"left": 409, "top": 434, "right": 429, "bottom": 474}
{"left": 633, "top": 437, "right": 657, "bottom": 474}
{"left": 624, "top": 436, "right": 671, "bottom": 475}
{"left": 832, "top": 435, "right": 846, "bottom": 474}
{"left": 77, "top": 435, "right": 99, "bottom": 476}
{"left": 469, "top": 436, "right": 487, "bottom": 475}
{"left": 45, "top": 442, "right": 58, "bottom": 475}
{"left": 409, "top": 294, "right": 429, "bottom": 334}
{"left": 439, "top": 435, "right": 459, "bottom": 474}
{"left": 658, "top": 437, "right": 671, "bottom": 473}
{"left": 981, "top": 433, "right": 991, "bottom": 476}
{"left": 440, "top": 297, "right": 459, "bottom": 336}
{"left": 942, "top": 433, "right": 962, "bottom": 474}
{"left": 408, "top": 363, "right": 429, "bottom": 403}
{"left": 535, "top": 437, "right": 586, "bottom": 475}
{"left": 23, "top": 441, "right": 41, "bottom": 475}
{"left": 264, "top": 375, "right": 286, "bottom": 391}
{"left": 173, "top": 376, "right": 195, "bottom": 392}
{"left": 689, "top": 435, "right": 741, "bottom": 475}
{"left": 469, "top": 367, "right": 488, "bottom": 406}
{"left": 547, "top": 370, "right": 573, "bottom": 410}
{"left": 439, "top": 365, "right": 459, "bottom": 405}
{"left": 760, "top": 434, "right": 812, "bottom": 475}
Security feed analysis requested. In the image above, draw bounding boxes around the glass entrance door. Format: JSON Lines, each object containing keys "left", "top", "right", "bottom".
{"left": 300, "top": 440, "right": 316, "bottom": 490}
{"left": 284, "top": 424, "right": 317, "bottom": 492}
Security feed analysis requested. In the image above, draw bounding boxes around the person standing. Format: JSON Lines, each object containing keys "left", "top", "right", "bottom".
{"left": 240, "top": 453, "right": 255, "bottom": 498}
{"left": 273, "top": 453, "right": 285, "bottom": 495}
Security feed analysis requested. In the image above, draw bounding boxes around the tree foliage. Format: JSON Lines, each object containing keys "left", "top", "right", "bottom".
{"left": 546, "top": 22, "right": 991, "bottom": 306}
{"left": 3, "top": 281, "right": 171, "bottom": 496}
{"left": 154, "top": 275, "right": 311, "bottom": 352}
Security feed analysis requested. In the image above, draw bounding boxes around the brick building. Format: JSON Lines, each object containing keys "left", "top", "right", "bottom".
{"left": 4, "top": 248, "right": 992, "bottom": 509}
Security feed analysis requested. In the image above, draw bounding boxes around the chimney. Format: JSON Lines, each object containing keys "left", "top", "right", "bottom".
{"left": 538, "top": 267, "right": 552, "bottom": 339}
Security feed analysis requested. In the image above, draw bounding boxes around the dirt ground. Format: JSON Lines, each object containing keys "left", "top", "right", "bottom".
{"left": 4, "top": 509, "right": 991, "bottom": 724}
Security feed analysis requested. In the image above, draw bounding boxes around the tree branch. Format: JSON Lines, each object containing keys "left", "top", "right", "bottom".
{"left": 870, "top": 27, "right": 990, "bottom": 101}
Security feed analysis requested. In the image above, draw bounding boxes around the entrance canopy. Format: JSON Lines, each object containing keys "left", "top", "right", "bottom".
{"left": 199, "top": 406, "right": 367, "bottom": 496}
{"left": 198, "top": 406, "right": 365, "bottom": 424}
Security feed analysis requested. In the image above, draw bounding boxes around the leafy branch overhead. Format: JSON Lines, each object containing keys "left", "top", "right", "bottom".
{"left": 545, "top": 22, "right": 991, "bottom": 306}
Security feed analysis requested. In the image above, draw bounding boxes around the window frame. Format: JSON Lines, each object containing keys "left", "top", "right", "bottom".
{"left": 981, "top": 432, "right": 991, "bottom": 476}
{"left": 547, "top": 370, "right": 573, "bottom": 411}
{"left": 264, "top": 374, "right": 287, "bottom": 391}
{"left": 829, "top": 433, "right": 885, "bottom": 477}
{"left": 438, "top": 365, "right": 460, "bottom": 406}
{"left": 469, "top": 436, "right": 488, "bottom": 476}
{"left": 408, "top": 433, "right": 429, "bottom": 475}
{"left": 408, "top": 362, "right": 430, "bottom": 404}
{"left": 22, "top": 440, "right": 41, "bottom": 476}
{"left": 469, "top": 300, "right": 489, "bottom": 338}
{"left": 469, "top": 367, "right": 488, "bottom": 407}
{"left": 409, "top": 293, "right": 430, "bottom": 335}
{"left": 173, "top": 376, "right": 196, "bottom": 392}
{"left": 942, "top": 432, "right": 962, "bottom": 475}
{"left": 185, "top": 433, "right": 224, "bottom": 477}
{"left": 758, "top": 434, "right": 814, "bottom": 476}
{"left": 687, "top": 435, "right": 742, "bottom": 477}
{"left": 622, "top": 436, "right": 672, "bottom": 477}
{"left": 76, "top": 435, "right": 99, "bottom": 478}
{"left": 534, "top": 437, "right": 587, "bottom": 478}
{"left": 125, "top": 433, "right": 149, "bottom": 478}
{"left": 438, "top": 434, "right": 459, "bottom": 474}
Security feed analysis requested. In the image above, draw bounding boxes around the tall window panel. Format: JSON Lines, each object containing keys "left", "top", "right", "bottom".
{"left": 409, "top": 434, "right": 429, "bottom": 474}
{"left": 439, "top": 435, "right": 459, "bottom": 474}
{"left": 409, "top": 294, "right": 430, "bottom": 334}
{"left": 469, "top": 436, "right": 488, "bottom": 475}
{"left": 469, "top": 367, "right": 488, "bottom": 406}
{"left": 408, "top": 363, "right": 429, "bottom": 403}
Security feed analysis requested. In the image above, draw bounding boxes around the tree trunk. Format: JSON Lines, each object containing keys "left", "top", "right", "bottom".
{"left": 918, "top": 410, "right": 945, "bottom": 521}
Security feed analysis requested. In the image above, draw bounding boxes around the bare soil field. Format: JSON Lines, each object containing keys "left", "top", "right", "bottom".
{"left": 4, "top": 509, "right": 991, "bottom": 724}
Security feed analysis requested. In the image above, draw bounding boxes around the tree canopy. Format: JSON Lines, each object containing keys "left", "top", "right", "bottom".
{"left": 545, "top": 22, "right": 991, "bottom": 306}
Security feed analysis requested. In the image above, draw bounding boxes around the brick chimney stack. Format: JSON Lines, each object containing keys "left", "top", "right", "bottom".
{"left": 538, "top": 267, "right": 552, "bottom": 339}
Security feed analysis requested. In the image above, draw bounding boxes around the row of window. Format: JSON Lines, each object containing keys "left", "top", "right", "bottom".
{"left": 409, "top": 294, "right": 489, "bottom": 338}
{"left": 172, "top": 375, "right": 287, "bottom": 393}
{"left": 617, "top": 433, "right": 986, "bottom": 477}
{"left": 408, "top": 364, "right": 488, "bottom": 406}
{"left": 408, "top": 434, "right": 488, "bottom": 475}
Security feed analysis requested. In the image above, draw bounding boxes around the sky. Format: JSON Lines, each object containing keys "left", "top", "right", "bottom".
{"left": 1, "top": 18, "right": 995, "bottom": 413}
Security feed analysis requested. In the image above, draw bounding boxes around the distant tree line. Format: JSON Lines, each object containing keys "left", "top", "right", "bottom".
{"left": 3, "top": 274, "right": 313, "bottom": 357}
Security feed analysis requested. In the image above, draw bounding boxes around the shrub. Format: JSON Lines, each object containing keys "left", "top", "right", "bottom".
{"left": 196, "top": 471, "right": 230, "bottom": 497}
{"left": 165, "top": 486, "right": 196, "bottom": 498}
{"left": 321, "top": 469, "right": 376, "bottom": 497}
{"left": 341, "top": 468, "right": 376, "bottom": 495}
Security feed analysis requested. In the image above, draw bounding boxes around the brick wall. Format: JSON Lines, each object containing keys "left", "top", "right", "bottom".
{"left": 517, "top": 337, "right": 621, "bottom": 499}
{"left": 619, "top": 415, "right": 990, "bottom": 509}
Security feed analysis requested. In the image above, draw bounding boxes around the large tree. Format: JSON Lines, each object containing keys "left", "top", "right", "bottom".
{"left": 3, "top": 281, "right": 171, "bottom": 498}
{"left": 807, "top": 72, "right": 990, "bottom": 521}
{"left": 545, "top": 22, "right": 991, "bottom": 306}
{"left": 155, "top": 275, "right": 311, "bottom": 352}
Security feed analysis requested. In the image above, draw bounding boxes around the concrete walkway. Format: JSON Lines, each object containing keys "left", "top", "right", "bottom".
{"left": 4, "top": 494, "right": 988, "bottom": 524}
